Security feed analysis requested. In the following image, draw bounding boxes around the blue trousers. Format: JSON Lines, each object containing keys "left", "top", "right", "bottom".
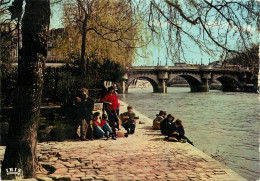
{"left": 95, "top": 123, "right": 112, "bottom": 138}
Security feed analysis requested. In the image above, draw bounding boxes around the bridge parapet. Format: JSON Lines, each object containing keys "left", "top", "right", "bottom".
{"left": 156, "top": 65, "right": 169, "bottom": 70}
{"left": 122, "top": 65, "right": 257, "bottom": 93}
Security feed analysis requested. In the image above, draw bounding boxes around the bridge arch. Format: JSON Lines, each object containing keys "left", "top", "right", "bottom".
{"left": 168, "top": 73, "right": 202, "bottom": 84}
{"left": 167, "top": 74, "right": 205, "bottom": 92}
{"left": 125, "top": 75, "right": 159, "bottom": 93}
{"left": 213, "top": 74, "right": 241, "bottom": 91}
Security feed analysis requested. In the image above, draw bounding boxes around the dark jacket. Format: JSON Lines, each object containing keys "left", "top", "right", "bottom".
{"left": 168, "top": 123, "right": 185, "bottom": 139}
{"left": 77, "top": 98, "right": 94, "bottom": 121}
{"left": 160, "top": 118, "right": 173, "bottom": 135}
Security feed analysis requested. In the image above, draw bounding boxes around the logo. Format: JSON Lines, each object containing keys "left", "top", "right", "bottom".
{"left": 5, "top": 168, "right": 21, "bottom": 175}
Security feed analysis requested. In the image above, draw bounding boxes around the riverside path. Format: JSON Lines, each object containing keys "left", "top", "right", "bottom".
{"left": 0, "top": 100, "right": 246, "bottom": 181}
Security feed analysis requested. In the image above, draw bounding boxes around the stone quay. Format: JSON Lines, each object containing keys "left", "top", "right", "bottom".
{"left": 0, "top": 100, "right": 246, "bottom": 181}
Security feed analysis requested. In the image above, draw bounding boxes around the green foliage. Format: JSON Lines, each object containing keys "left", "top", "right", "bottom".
{"left": 58, "top": 0, "right": 141, "bottom": 68}
{"left": 41, "top": 54, "right": 124, "bottom": 105}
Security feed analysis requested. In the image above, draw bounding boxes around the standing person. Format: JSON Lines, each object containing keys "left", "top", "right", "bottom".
{"left": 102, "top": 86, "right": 120, "bottom": 130}
{"left": 153, "top": 110, "right": 167, "bottom": 130}
{"left": 168, "top": 118, "right": 194, "bottom": 146}
{"left": 160, "top": 114, "right": 175, "bottom": 135}
{"left": 77, "top": 88, "right": 94, "bottom": 141}
{"left": 105, "top": 114, "right": 117, "bottom": 140}
{"left": 122, "top": 105, "right": 137, "bottom": 134}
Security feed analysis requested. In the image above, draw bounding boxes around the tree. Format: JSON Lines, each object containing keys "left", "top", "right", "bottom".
{"left": 1, "top": 0, "right": 21, "bottom": 107}
{"left": 60, "top": 0, "right": 142, "bottom": 76}
{"left": 224, "top": 44, "right": 259, "bottom": 72}
{"left": 1, "top": 0, "right": 50, "bottom": 179}
{"left": 133, "top": 0, "right": 259, "bottom": 65}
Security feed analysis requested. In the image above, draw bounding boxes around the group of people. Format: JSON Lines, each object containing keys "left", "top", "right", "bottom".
{"left": 153, "top": 110, "right": 194, "bottom": 145}
{"left": 75, "top": 86, "right": 138, "bottom": 141}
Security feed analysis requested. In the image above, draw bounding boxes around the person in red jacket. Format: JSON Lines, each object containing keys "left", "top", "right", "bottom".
{"left": 102, "top": 86, "right": 120, "bottom": 130}
{"left": 93, "top": 112, "right": 113, "bottom": 139}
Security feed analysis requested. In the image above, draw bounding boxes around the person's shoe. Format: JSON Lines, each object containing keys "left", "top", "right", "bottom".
{"left": 112, "top": 134, "right": 117, "bottom": 140}
{"left": 168, "top": 137, "right": 178, "bottom": 142}
{"left": 103, "top": 134, "right": 108, "bottom": 140}
{"left": 81, "top": 138, "right": 89, "bottom": 141}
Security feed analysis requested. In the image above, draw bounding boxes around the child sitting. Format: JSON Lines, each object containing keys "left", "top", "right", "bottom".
{"left": 93, "top": 112, "right": 114, "bottom": 140}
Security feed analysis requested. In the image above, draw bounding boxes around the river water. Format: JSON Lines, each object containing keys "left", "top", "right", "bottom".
{"left": 118, "top": 87, "right": 259, "bottom": 181}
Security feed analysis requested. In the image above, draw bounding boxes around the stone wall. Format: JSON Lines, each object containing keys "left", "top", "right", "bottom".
{"left": 0, "top": 103, "right": 104, "bottom": 145}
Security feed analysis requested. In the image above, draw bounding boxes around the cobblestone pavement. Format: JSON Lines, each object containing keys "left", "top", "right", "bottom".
{"left": 0, "top": 101, "right": 246, "bottom": 181}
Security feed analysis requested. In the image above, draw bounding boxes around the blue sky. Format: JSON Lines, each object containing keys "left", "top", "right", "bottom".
{"left": 49, "top": 3, "right": 216, "bottom": 66}
{"left": 49, "top": 1, "right": 258, "bottom": 66}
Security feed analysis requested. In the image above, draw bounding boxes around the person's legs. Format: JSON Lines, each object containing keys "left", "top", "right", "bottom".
{"left": 111, "top": 126, "right": 117, "bottom": 139}
{"left": 182, "top": 136, "right": 194, "bottom": 146}
{"left": 116, "top": 107, "right": 119, "bottom": 114}
{"left": 122, "top": 123, "right": 130, "bottom": 134}
{"left": 109, "top": 122, "right": 117, "bottom": 139}
{"left": 105, "top": 108, "right": 114, "bottom": 122}
{"left": 80, "top": 119, "right": 87, "bottom": 140}
{"left": 95, "top": 126, "right": 105, "bottom": 139}
{"left": 103, "top": 123, "right": 112, "bottom": 135}
{"left": 169, "top": 133, "right": 181, "bottom": 140}
{"left": 86, "top": 120, "right": 94, "bottom": 140}
{"left": 130, "top": 124, "right": 136, "bottom": 134}
{"left": 111, "top": 110, "right": 120, "bottom": 130}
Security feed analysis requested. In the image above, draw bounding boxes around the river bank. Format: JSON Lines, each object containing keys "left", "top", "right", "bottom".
{"left": 119, "top": 87, "right": 259, "bottom": 180}
{"left": 0, "top": 100, "right": 246, "bottom": 180}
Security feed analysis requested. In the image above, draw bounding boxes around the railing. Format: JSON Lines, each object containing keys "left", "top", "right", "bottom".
{"left": 128, "top": 65, "right": 251, "bottom": 71}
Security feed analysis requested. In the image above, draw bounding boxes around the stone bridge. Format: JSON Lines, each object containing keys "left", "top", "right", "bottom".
{"left": 118, "top": 65, "right": 258, "bottom": 93}
{"left": 22, "top": 62, "right": 257, "bottom": 94}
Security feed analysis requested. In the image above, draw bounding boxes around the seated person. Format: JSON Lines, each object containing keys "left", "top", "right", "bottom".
{"left": 168, "top": 119, "right": 194, "bottom": 146}
{"left": 122, "top": 105, "right": 137, "bottom": 134}
{"left": 153, "top": 110, "right": 167, "bottom": 130}
{"left": 160, "top": 114, "right": 175, "bottom": 135}
{"left": 93, "top": 112, "right": 113, "bottom": 139}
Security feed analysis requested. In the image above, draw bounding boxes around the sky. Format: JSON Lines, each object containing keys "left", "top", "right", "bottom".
{"left": 49, "top": 8, "right": 215, "bottom": 66}
{"left": 49, "top": 1, "right": 258, "bottom": 66}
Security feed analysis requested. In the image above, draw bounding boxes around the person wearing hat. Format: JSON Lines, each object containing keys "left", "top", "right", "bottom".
{"left": 160, "top": 114, "right": 175, "bottom": 135}
{"left": 102, "top": 86, "right": 120, "bottom": 130}
{"left": 121, "top": 105, "right": 137, "bottom": 134}
{"left": 153, "top": 110, "right": 167, "bottom": 130}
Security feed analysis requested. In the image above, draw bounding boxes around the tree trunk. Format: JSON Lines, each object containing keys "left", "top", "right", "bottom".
{"left": 80, "top": 16, "right": 88, "bottom": 76}
{"left": 1, "top": 0, "right": 50, "bottom": 179}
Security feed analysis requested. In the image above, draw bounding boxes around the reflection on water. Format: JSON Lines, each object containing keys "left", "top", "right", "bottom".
{"left": 118, "top": 87, "right": 260, "bottom": 181}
